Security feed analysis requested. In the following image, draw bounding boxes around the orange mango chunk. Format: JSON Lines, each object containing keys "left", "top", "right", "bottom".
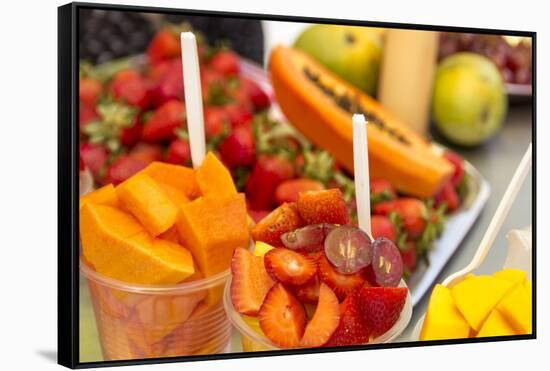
{"left": 496, "top": 283, "right": 532, "bottom": 334}
{"left": 80, "top": 184, "right": 119, "bottom": 210}
{"left": 158, "top": 225, "right": 180, "bottom": 244}
{"left": 140, "top": 161, "right": 200, "bottom": 199}
{"left": 476, "top": 309, "right": 516, "bottom": 338}
{"left": 80, "top": 204, "right": 195, "bottom": 284}
{"left": 117, "top": 173, "right": 178, "bottom": 236}
{"left": 157, "top": 182, "right": 189, "bottom": 207}
{"left": 196, "top": 152, "right": 237, "bottom": 199}
{"left": 176, "top": 193, "right": 249, "bottom": 277}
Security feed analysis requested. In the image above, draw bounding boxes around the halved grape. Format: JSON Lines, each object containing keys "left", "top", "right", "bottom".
{"left": 280, "top": 224, "right": 337, "bottom": 253}
{"left": 371, "top": 237, "right": 403, "bottom": 287}
{"left": 324, "top": 225, "right": 372, "bottom": 274}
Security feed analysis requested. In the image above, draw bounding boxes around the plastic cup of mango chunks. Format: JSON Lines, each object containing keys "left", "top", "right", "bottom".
{"left": 223, "top": 277, "right": 413, "bottom": 352}
{"left": 80, "top": 258, "right": 232, "bottom": 360}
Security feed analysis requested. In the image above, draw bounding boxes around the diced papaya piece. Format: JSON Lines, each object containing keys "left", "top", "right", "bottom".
{"left": 117, "top": 173, "right": 179, "bottom": 236}
{"left": 157, "top": 182, "right": 189, "bottom": 207}
{"left": 140, "top": 161, "right": 200, "bottom": 199}
{"left": 476, "top": 309, "right": 516, "bottom": 338}
{"left": 451, "top": 275, "right": 514, "bottom": 331}
{"left": 253, "top": 241, "right": 275, "bottom": 257}
{"left": 80, "top": 204, "right": 195, "bottom": 284}
{"left": 493, "top": 268, "right": 527, "bottom": 287}
{"left": 80, "top": 184, "right": 119, "bottom": 210}
{"left": 496, "top": 283, "right": 532, "bottom": 334}
{"left": 158, "top": 225, "right": 180, "bottom": 244}
{"left": 196, "top": 152, "right": 237, "bottom": 199}
{"left": 176, "top": 193, "right": 249, "bottom": 277}
{"left": 420, "top": 284, "right": 471, "bottom": 341}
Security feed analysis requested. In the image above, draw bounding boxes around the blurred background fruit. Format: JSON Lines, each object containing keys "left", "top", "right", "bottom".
{"left": 432, "top": 52, "right": 507, "bottom": 146}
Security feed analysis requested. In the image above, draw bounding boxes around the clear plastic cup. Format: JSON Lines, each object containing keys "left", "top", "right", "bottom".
{"left": 81, "top": 259, "right": 232, "bottom": 360}
{"left": 223, "top": 277, "right": 413, "bottom": 352}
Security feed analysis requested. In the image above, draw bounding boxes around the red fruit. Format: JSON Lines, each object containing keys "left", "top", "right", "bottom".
{"left": 230, "top": 247, "right": 275, "bottom": 316}
{"left": 317, "top": 254, "right": 366, "bottom": 301}
{"left": 165, "top": 139, "right": 191, "bottom": 166}
{"left": 146, "top": 29, "right": 180, "bottom": 65}
{"left": 129, "top": 142, "right": 162, "bottom": 164}
{"left": 374, "top": 198, "right": 426, "bottom": 239}
{"left": 219, "top": 125, "right": 256, "bottom": 168}
{"left": 142, "top": 100, "right": 186, "bottom": 143}
{"left": 251, "top": 202, "right": 303, "bottom": 247}
{"left": 400, "top": 241, "right": 417, "bottom": 272}
{"left": 275, "top": 178, "right": 325, "bottom": 205}
{"left": 119, "top": 115, "right": 142, "bottom": 147}
{"left": 293, "top": 276, "right": 321, "bottom": 304}
{"left": 297, "top": 189, "right": 350, "bottom": 226}
{"left": 370, "top": 215, "right": 397, "bottom": 242}
{"left": 264, "top": 248, "right": 317, "bottom": 286}
{"left": 242, "top": 78, "right": 270, "bottom": 111}
{"left": 358, "top": 287, "right": 407, "bottom": 338}
{"left": 300, "top": 283, "right": 340, "bottom": 347}
{"left": 325, "top": 291, "right": 371, "bottom": 347}
{"left": 79, "top": 156, "right": 85, "bottom": 171}
{"left": 80, "top": 143, "right": 108, "bottom": 178}
{"left": 105, "top": 155, "right": 147, "bottom": 185}
{"left": 109, "top": 69, "right": 149, "bottom": 110}
{"left": 246, "top": 155, "right": 295, "bottom": 210}
{"left": 370, "top": 179, "right": 397, "bottom": 203}
{"left": 147, "top": 59, "right": 183, "bottom": 107}
{"left": 203, "top": 107, "right": 229, "bottom": 139}
{"left": 209, "top": 50, "right": 240, "bottom": 77}
{"left": 259, "top": 283, "right": 307, "bottom": 348}
{"left": 435, "top": 181, "right": 460, "bottom": 213}
{"left": 248, "top": 209, "right": 271, "bottom": 224}
{"left": 224, "top": 103, "right": 253, "bottom": 128}
{"left": 79, "top": 78, "right": 102, "bottom": 107}
{"left": 443, "top": 151, "right": 465, "bottom": 187}
{"left": 79, "top": 102, "right": 99, "bottom": 130}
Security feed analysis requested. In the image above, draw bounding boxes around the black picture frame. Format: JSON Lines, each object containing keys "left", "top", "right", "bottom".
{"left": 58, "top": 2, "right": 537, "bottom": 369}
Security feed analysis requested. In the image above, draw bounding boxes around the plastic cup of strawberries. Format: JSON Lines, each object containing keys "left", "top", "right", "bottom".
{"left": 224, "top": 189, "right": 412, "bottom": 351}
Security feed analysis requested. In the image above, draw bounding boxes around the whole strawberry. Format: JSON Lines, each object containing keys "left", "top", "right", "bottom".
{"left": 242, "top": 78, "right": 270, "bottom": 111}
{"left": 374, "top": 198, "right": 427, "bottom": 239}
{"left": 165, "top": 138, "right": 191, "bottom": 166}
{"left": 147, "top": 59, "right": 184, "bottom": 107}
{"left": 79, "top": 78, "right": 102, "bottom": 107}
{"left": 146, "top": 28, "right": 181, "bottom": 65}
{"left": 443, "top": 151, "right": 465, "bottom": 187}
{"left": 245, "top": 155, "right": 295, "bottom": 210}
{"left": 80, "top": 143, "right": 108, "bottom": 179}
{"left": 105, "top": 155, "right": 147, "bottom": 185}
{"left": 109, "top": 69, "right": 150, "bottom": 110}
{"left": 370, "top": 178, "right": 397, "bottom": 204}
{"left": 219, "top": 125, "right": 256, "bottom": 168}
{"left": 209, "top": 50, "right": 240, "bottom": 77}
{"left": 142, "top": 100, "right": 186, "bottom": 143}
{"left": 358, "top": 287, "right": 407, "bottom": 338}
{"left": 370, "top": 215, "right": 397, "bottom": 242}
{"left": 325, "top": 291, "right": 371, "bottom": 347}
{"left": 434, "top": 181, "right": 460, "bottom": 213}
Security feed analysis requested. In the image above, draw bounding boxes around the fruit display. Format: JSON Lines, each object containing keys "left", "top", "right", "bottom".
{"left": 438, "top": 33, "right": 532, "bottom": 86}
{"left": 229, "top": 189, "right": 410, "bottom": 349}
{"left": 420, "top": 268, "right": 532, "bottom": 340}
{"left": 79, "top": 153, "right": 249, "bottom": 359}
{"left": 432, "top": 53, "right": 507, "bottom": 146}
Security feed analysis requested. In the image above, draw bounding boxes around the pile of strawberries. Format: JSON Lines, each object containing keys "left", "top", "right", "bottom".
{"left": 231, "top": 189, "right": 408, "bottom": 348}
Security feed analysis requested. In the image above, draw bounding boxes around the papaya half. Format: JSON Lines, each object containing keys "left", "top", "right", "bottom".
{"left": 269, "top": 46, "right": 453, "bottom": 198}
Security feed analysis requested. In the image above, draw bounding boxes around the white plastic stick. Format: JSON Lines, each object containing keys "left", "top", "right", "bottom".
{"left": 352, "top": 114, "right": 372, "bottom": 238}
{"left": 181, "top": 32, "right": 206, "bottom": 168}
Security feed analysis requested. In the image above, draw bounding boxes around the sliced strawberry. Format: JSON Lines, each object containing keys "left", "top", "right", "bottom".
{"left": 300, "top": 283, "right": 340, "bottom": 347}
{"left": 219, "top": 124, "right": 256, "bottom": 168}
{"left": 325, "top": 291, "right": 371, "bottom": 347}
{"left": 129, "top": 142, "right": 162, "bottom": 164}
{"left": 443, "top": 151, "right": 465, "bottom": 187}
{"left": 370, "top": 215, "right": 397, "bottom": 242}
{"left": 264, "top": 248, "right": 316, "bottom": 286}
{"left": 105, "top": 155, "right": 147, "bottom": 185}
{"left": 317, "top": 254, "right": 366, "bottom": 301}
{"left": 297, "top": 189, "right": 350, "bottom": 226}
{"left": 242, "top": 78, "right": 270, "bottom": 111}
{"left": 370, "top": 178, "right": 397, "bottom": 204}
{"left": 275, "top": 178, "right": 325, "bottom": 205}
{"left": 435, "top": 181, "right": 460, "bottom": 213}
{"left": 109, "top": 69, "right": 150, "bottom": 110}
{"left": 293, "top": 275, "right": 321, "bottom": 304}
{"left": 204, "top": 106, "right": 229, "bottom": 139}
{"left": 80, "top": 143, "right": 108, "bottom": 178}
{"left": 165, "top": 138, "right": 191, "bottom": 166}
{"left": 358, "top": 287, "right": 407, "bottom": 338}
{"left": 146, "top": 28, "right": 181, "bottom": 65}
{"left": 142, "top": 100, "right": 186, "bottom": 143}
{"left": 79, "top": 78, "right": 102, "bottom": 107}
{"left": 251, "top": 202, "right": 303, "bottom": 247}
{"left": 246, "top": 155, "right": 295, "bottom": 210}
{"left": 230, "top": 247, "right": 275, "bottom": 316}
{"left": 374, "top": 198, "right": 426, "bottom": 239}
{"left": 209, "top": 50, "right": 240, "bottom": 77}
{"left": 259, "top": 283, "right": 307, "bottom": 348}
{"left": 400, "top": 241, "right": 417, "bottom": 272}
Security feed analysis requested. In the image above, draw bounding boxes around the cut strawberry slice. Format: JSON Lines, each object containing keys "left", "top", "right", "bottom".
{"left": 358, "top": 287, "right": 407, "bottom": 338}
{"left": 317, "top": 254, "right": 367, "bottom": 301}
{"left": 300, "top": 283, "right": 340, "bottom": 347}
{"left": 264, "top": 248, "right": 316, "bottom": 286}
{"left": 251, "top": 202, "right": 303, "bottom": 247}
{"left": 297, "top": 189, "right": 350, "bottom": 225}
{"left": 259, "top": 283, "right": 307, "bottom": 348}
{"left": 325, "top": 290, "right": 371, "bottom": 347}
{"left": 293, "top": 275, "right": 321, "bottom": 304}
{"left": 230, "top": 248, "right": 275, "bottom": 316}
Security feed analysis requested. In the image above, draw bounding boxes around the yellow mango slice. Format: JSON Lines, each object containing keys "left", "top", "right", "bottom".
{"left": 139, "top": 161, "right": 200, "bottom": 199}
{"left": 196, "top": 152, "right": 237, "bottom": 199}
{"left": 80, "top": 184, "right": 119, "bottom": 210}
{"left": 117, "top": 173, "right": 179, "bottom": 236}
{"left": 254, "top": 241, "right": 275, "bottom": 257}
{"left": 80, "top": 204, "right": 195, "bottom": 284}
{"left": 420, "top": 284, "right": 471, "bottom": 341}
{"left": 493, "top": 268, "right": 527, "bottom": 286}
{"left": 451, "top": 275, "right": 514, "bottom": 331}
{"left": 496, "top": 283, "right": 532, "bottom": 334}
{"left": 477, "top": 309, "right": 516, "bottom": 338}
{"left": 157, "top": 182, "right": 189, "bottom": 208}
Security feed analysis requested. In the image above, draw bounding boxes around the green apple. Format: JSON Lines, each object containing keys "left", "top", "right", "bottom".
{"left": 432, "top": 53, "right": 507, "bottom": 146}
{"left": 294, "top": 24, "right": 382, "bottom": 95}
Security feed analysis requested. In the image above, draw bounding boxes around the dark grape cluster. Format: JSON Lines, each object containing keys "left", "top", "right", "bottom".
{"left": 439, "top": 32, "right": 532, "bottom": 85}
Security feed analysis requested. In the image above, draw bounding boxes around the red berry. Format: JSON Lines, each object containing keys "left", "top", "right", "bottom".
{"left": 400, "top": 241, "right": 417, "bottom": 272}
{"left": 317, "top": 254, "right": 366, "bottom": 301}
{"left": 300, "top": 283, "right": 340, "bottom": 347}
{"left": 435, "top": 181, "right": 460, "bottom": 213}
{"left": 275, "top": 178, "right": 325, "bottom": 205}
{"left": 147, "top": 59, "right": 184, "bottom": 107}
{"left": 142, "top": 100, "right": 186, "bottom": 143}
{"left": 80, "top": 143, "right": 108, "bottom": 178}
{"left": 242, "top": 78, "right": 270, "bottom": 111}
{"left": 293, "top": 275, "right": 321, "bottom": 304}
{"left": 79, "top": 78, "right": 102, "bottom": 107}
{"left": 358, "top": 287, "right": 407, "bottom": 338}
{"left": 370, "top": 215, "right": 397, "bottom": 242}
{"left": 105, "top": 155, "right": 147, "bottom": 185}
{"left": 325, "top": 291, "right": 371, "bottom": 346}
{"left": 209, "top": 50, "right": 240, "bottom": 77}
{"left": 203, "top": 107, "right": 229, "bottom": 139}
{"left": 224, "top": 103, "right": 253, "bottom": 128}
{"left": 219, "top": 125, "right": 256, "bottom": 168}
{"left": 119, "top": 115, "right": 142, "bottom": 147}
{"left": 297, "top": 189, "right": 350, "bottom": 225}
{"left": 146, "top": 29, "right": 180, "bottom": 65}
{"left": 374, "top": 198, "right": 426, "bottom": 239}
{"left": 251, "top": 202, "right": 303, "bottom": 247}
{"left": 129, "top": 142, "right": 162, "bottom": 164}
{"left": 165, "top": 139, "right": 191, "bottom": 166}
{"left": 79, "top": 102, "right": 99, "bottom": 131}
{"left": 370, "top": 179, "right": 397, "bottom": 203}
{"left": 245, "top": 155, "right": 295, "bottom": 210}
{"left": 109, "top": 69, "right": 149, "bottom": 110}
{"left": 264, "top": 248, "right": 317, "bottom": 286}
{"left": 443, "top": 151, "right": 465, "bottom": 187}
